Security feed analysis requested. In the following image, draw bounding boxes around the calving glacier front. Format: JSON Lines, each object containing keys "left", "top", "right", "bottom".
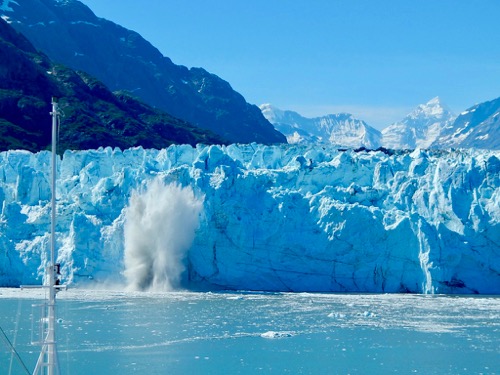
{"left": 0, "top": 144, "right": 498, "bottom": 294}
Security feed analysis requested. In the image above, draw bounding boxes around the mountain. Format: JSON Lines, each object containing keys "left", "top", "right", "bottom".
{"left": 432, "top": 97, "right": 500, "bottom": 150}
{"left": 1, "top": 0, "right": 285, "bottom": 144}
{"left": 264, "top": 96, "right": 499, "bottom": 150}
{"left": 260, "top": 104, "right": 322, "bottom": 144}
{"left": 260, "top": 104, "right": 382, "bottom": 148}
{"left": 1, "top": 145, "right": 498, "bottom": 294}
{"left": 381, "top": 97, "right": 455, "bottom": 149}
{"left": 0, "top": 17, "right": 224, "bottom": 152}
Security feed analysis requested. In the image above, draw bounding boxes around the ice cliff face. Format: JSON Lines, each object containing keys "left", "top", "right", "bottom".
{"left": 0, "top": 145, "right": 499, "bottom": 294}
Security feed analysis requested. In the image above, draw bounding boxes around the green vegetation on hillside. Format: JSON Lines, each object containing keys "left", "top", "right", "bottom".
{"left": 0, "top": 18, "right": 226, "bottom": 153}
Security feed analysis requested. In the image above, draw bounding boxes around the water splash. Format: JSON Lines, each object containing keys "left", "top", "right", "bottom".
{"left": 123, "top": 179, "right": 203, "bottom": 291}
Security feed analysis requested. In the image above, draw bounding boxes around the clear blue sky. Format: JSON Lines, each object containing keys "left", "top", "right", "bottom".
{"left": 82, "top": 0, "right": 500, "bottom": 129}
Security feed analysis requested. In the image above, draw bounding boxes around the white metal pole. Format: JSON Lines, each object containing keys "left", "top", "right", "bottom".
{"left": 34, "top": 97, "right": 60, "bottom": 375}
{"left": 48, "top": 97, "right": 60, "bottom": 375}
{"left": 47, "top": 96, "right": 58, "bottom": 375}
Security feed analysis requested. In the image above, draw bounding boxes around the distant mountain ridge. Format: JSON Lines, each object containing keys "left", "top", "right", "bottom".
{"left": 262, "top": 96, "right": 500, "bottom": 150}
{"left": 0, "top": 17, "right": 224, "bottom": 152}
{"left": 1, "top": 0, "right": 286, "bottom": 144}
{"left": 260, "top": 104, "right": 382, "bottom": 148}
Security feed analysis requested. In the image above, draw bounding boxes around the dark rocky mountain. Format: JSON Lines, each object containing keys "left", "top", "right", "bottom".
{"left": 432, "top": 97, "right": 500, "bottom": 150}
{"left": 0, "top": 17, "right": 224, "bottom": 152}
{"left": 1, "top": 0, "right": 285, "bottom": 144}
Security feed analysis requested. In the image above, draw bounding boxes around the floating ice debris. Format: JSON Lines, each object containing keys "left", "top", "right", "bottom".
{"left": 327, "top": 312, "right": 346, "bottom": 319}
{"left": 260, "top": 331, "right": 294, "bottom": 339}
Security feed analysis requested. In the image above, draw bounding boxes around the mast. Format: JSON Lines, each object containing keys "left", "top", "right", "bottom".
{"left": 32, "top": 97, "right": 61, "bottom": 375}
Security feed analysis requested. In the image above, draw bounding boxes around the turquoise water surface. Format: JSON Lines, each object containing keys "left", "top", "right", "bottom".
{"left": 1, "top": 289, "right": 498, "bottom": 374}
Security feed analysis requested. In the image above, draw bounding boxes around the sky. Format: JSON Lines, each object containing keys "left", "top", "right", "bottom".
{"left": 81, "top": 0, "right": 500, "bottom": 129}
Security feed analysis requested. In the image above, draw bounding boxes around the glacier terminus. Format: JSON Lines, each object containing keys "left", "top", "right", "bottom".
{"left": 0, "top": 144, "right": 499, "bottom": 294}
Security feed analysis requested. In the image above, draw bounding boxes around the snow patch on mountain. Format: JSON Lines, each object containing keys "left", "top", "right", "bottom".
{"left": 433, "top": 96, "right": 500, "bottom": 150}
{"left": 0, "top": 0, "right": 19, "bottom": 12}
{"left": 0, "top": 145, "right": 498, "bottom": 294}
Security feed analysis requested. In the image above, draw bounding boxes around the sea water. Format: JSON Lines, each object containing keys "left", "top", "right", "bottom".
{"left": 0, "top": 289, "right": 498, "bottom": 374}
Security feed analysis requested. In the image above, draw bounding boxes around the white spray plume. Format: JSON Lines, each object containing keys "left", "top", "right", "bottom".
{"left": 123, "top": 178, "right": 203, "bottom": 291}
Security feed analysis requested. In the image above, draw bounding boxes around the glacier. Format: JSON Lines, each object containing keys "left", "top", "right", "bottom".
{"left": 0, "top": 144, "right": 499, "bottom": 294}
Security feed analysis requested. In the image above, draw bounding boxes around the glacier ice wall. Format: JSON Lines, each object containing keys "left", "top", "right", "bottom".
{"left": 0, "top": 144, "right": 498, "bottom": 294}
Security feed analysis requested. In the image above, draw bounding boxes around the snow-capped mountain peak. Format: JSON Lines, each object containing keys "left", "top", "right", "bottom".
{"left": 382, "top": 97, "right": 455, "bottom": 149}
{"left": 260, "top": 105, "right": 382, "bottom": 148}
{"left": 407, "top": 96, "right": 452, "bottom": 121}
{"left": 260, "top": 103, "right": 285, "bottom": 124}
